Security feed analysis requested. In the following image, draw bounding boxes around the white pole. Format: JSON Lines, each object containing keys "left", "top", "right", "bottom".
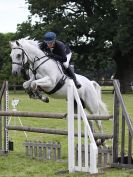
{"left": 67, "top": 80, "right": 98, "bottom": 174}
{"left": 72, "top": 82, "right": 98, "bottom": 174}
{"left": 90, "top": 143, "right": 98, "bottom": 174}
{"left": 84, "top": 125, "right": 89, "bottom": 172}
{"left": 77, "top": 105, "right": 82, "bottom": 170}
{"left": 68, "top": 80, "right": 75, "bottom": 172}
{"left": 5, "top": 88, "right": 9, "bottom": 152}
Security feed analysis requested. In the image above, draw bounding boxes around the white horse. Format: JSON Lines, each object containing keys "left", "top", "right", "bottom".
{"left": 9, "top": 38, "right": 108, "bottom": 133}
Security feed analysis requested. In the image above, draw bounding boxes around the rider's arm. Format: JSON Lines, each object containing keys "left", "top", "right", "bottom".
{"left": 39, "top": 42, "right": 50, "bottom": 53}
{"left": 49, "top": 53, "right": 67, "bottom": 62}
{"left": 39, "top": 42, "right": 45, "bottom": 50}
{"left": 51, "top": 41, "right": 67, "bottom": 62}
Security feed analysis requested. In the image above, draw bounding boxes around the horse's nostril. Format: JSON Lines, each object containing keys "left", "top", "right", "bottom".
{"left": 12, "top": 71, "right": 17, "bottom": 76}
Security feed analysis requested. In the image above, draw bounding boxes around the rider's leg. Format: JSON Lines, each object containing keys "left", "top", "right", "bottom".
{"left": 65, "top": 65, "right": 81, "bottom": 89}
{"left": 63, "top": 53, "right": 81, "bottom": 89}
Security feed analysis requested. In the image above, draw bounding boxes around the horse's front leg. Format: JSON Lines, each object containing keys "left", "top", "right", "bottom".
{"left": 23, "top": 79, "right": 33, "bottom": 90}
{"left": 31, "top": 76, "right": 53, "bottom": 90}
{"left": 23, "top": 79, "right": 36, "bottom": 98}
{"left": 30, "top": 76, "right": 52, "bottom": 103}
{"left": 22, "top": 71, "right": 37, "bottom": 98}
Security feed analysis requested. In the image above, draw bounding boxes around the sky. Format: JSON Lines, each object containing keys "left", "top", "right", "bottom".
{"left": 0, "top": 0, "right": 30, "bottom": 33}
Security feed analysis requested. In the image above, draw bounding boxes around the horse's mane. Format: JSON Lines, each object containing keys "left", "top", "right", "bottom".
{"left": 17, "top": 37, "right": 39, "bottom": 48}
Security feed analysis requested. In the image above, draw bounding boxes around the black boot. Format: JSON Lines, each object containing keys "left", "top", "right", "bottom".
{"left": 65, "top": 66, "right": 81, "bottom": 89}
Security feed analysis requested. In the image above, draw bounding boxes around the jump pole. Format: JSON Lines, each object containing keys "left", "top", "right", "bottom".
{"left": 0, "top": 111, "right": 112, "bottom": 120}
{"left": 6, "top": 125, "right": 113, "bottom": 139}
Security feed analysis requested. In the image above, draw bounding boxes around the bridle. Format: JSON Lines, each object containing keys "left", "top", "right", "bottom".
{"left": 12, "top": 47, "right": 28, "bottom": 67}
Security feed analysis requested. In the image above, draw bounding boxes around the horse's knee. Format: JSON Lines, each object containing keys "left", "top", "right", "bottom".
{"left": 31, "top": 81, "right": 37, "bottom": 90}
{"left": 23, "top": 82, "right": 30, "bottom": 89}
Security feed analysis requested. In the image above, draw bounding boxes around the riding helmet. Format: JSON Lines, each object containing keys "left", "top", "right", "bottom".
{"left": 44, "top": 32, "right": 56, "bottom": 43}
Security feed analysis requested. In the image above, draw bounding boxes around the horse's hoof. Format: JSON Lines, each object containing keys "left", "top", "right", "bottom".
{"left": 45, "top": 97, "right": 49, "bottom": 103}
{"left": 96, "top": 139, "right": 102, "bottom": 147}
{"left": 41, "top": 97, "right": 49, "bottom": 103}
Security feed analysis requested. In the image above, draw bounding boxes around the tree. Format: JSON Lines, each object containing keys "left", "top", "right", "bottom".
{"left": 0, "top": 33, "right": 23, "bottom": 85}
{"left": 23, "top": 0, "right": 116, "bottom": 78}
{"left": 112, "top": 0, "right": 133, "bottom": 93}
{"left": 18, "top": 0, "right": 133, "bottom": 92}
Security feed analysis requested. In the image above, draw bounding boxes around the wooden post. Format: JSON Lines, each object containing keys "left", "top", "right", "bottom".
{"left": 121, "top": 111, "right": 125, "bottom": 163}
{"left": 112, "top": 80, "right": 120, "bottom": 163}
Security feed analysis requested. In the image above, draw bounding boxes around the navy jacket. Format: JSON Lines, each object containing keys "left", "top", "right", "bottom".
{"left": 39, "top": 40, "right": 71, "bottom": 63}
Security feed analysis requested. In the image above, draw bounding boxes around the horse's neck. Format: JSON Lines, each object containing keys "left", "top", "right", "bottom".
{"left": 23, "top": 43, "right": 45, "bottom": 63}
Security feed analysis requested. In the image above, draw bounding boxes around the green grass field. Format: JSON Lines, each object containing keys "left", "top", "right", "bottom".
{"left": 0, "top": 90, "right": 133, "bottom": 177}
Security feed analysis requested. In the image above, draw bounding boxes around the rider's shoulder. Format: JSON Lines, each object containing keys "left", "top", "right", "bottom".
{"left": 55, "top": 40, "right": 67, "bottom": 50}
{"left": 56, "top": 40, "right": 64, "bottom": 46}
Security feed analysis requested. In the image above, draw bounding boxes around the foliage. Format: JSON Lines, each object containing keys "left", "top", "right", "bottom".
{"left": 17, "top": 0, "right": 117, "bottom": 79}
{"left": 0, "top": 33, "right": 25, "bottom": 85}
{"left": 113, "top": 0, "right": 133, "bottom": 55}
{"left": 1, "top": 0, "right": 133, "bottom": 92}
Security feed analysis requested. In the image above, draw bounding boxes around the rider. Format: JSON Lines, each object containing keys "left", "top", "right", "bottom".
{"left": 39, "top": 31, "right": 81, "bottom": 89}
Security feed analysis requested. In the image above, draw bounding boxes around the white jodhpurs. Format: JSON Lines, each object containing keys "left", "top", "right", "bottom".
{"left": 63, "top": 52, "right": 72, "bottom": 68}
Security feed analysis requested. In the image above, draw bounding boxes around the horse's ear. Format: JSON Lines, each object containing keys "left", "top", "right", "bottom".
{"left": 16, "top": 41, "right": 20, "bottom": 46}
{"left": 9, "top": 41, "right": 13, "bottom": 48}
{"left": 9, "top": 41, "right": 16, "bottom": 48}
{"left": 25, "top": 36, "right": 30, "bottom": 40}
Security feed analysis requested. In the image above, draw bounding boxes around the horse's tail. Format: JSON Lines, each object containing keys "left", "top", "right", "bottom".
{"left": 92, "top": 81, "right": 109, "bottom": 115}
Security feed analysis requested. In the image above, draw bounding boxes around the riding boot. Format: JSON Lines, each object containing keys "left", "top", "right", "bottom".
{"left": 65, "top": 66, "right": 81, "bottom": 89}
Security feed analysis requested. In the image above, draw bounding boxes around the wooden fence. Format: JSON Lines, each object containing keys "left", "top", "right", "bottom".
{"left": 0, "top": 80, "right": 133, "bottom": 170}
{"left": 112, "top": 80, "right": 133, "bottom": 169}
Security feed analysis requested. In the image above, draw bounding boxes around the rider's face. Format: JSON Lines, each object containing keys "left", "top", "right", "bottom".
{"left": 47, "top": 42, "right": 55, "bottom": 48}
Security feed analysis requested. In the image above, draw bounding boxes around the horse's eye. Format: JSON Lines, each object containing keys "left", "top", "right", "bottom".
{"left": 17, "top": 54, "right": 21, "bottom": 59}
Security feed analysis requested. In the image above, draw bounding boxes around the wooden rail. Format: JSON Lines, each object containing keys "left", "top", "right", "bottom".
{"left": 0, "top": 111, "right": 113, "bottom": 120}
{"left": 7, "top": 125, "right": 113, "bottom": 140}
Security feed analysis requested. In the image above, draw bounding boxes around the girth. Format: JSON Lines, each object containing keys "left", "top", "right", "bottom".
{"left": 44, "top": 76, "right": 67, "bottom": 95}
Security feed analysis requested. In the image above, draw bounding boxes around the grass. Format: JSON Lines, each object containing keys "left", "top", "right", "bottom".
{"left": 0, "top": 90, "right": 133, "bottom": 177}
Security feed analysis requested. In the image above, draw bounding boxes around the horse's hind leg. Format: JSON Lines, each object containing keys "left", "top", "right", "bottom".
{"left": 84, "top": 98, "right": 105, "bottom": 146}
{"left": 83, "top": 111, "right": 95, "bottom": 133}
{"left": 95, "top": 119, "right": 103, "bottom": 133}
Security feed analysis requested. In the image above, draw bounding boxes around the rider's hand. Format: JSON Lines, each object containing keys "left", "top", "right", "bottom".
{"left": 47, "top": 53, "right": 54, "bottom": 58}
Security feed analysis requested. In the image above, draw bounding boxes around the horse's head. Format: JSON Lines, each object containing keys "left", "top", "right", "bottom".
{"left": 9, "top": 40, "right": 28, "bottom": 76}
